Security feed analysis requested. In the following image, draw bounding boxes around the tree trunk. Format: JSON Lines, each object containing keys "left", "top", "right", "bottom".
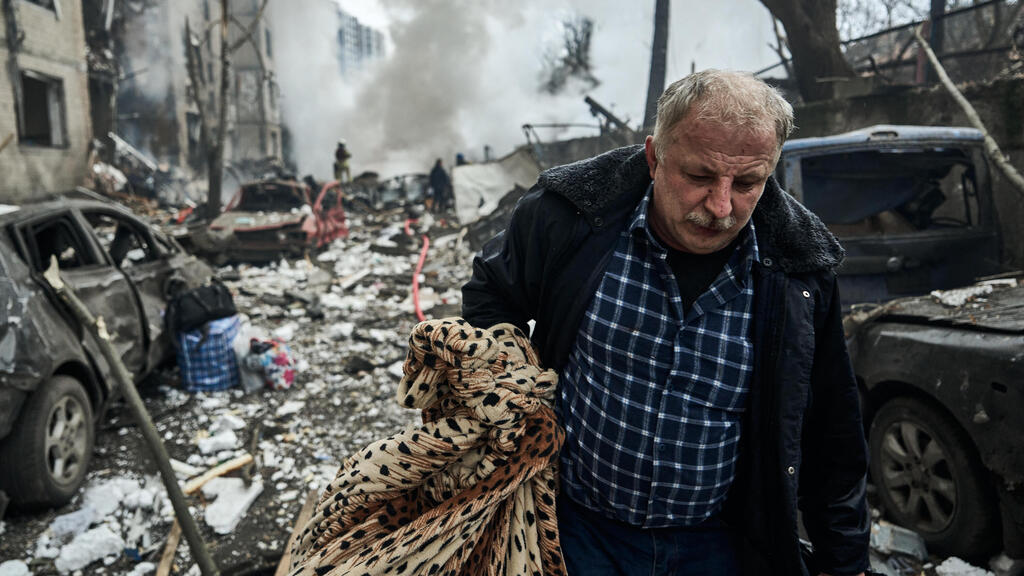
{"left": 204, "top": 0, "right": 231, "bottom": 220}
{"left": 759, "top": 0, "right": 854, "bottom": 102}
{"left": 642, "top": 0, "right": 669, "bottom": 132}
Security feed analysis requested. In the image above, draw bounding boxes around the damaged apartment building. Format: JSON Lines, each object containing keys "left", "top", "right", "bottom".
{"left": 0, "top": 0, "right": 92, "bottom": 202}
{"left": 118, "top": 0, "right": 282, "bottom": 181}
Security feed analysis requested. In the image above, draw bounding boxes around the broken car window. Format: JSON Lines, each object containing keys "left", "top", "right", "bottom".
{"left": 27, "top": 217, "right": 98, "bottom": 272}
{"left": 233, "top": 182, "right": 307, "bottom": 212}
{"left": 83, "top": 212, "right": 155, "bottom": 269}
{"left": 800, "top": 148, "right": 978, "bottom": 237}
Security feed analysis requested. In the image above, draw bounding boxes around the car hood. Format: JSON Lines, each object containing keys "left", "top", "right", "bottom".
{"left": 210, "top": 211, "right": 309, "bottom": 232}
{"left": 870, "top": 278, "right": 1024, "bottom": 334}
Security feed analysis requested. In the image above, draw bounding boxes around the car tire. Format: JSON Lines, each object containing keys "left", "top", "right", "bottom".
{"left": 869, "top": 396, "right": 1000, "bottom": 559}
{"left": 0, "top": 376, "right": 94, "bottom": 509}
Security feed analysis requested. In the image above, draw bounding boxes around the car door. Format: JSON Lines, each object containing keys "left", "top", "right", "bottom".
{"left": 781, "top": 143, "right": 1001, "bottom": 305}
{"left": 14, "top": 209, "right": 148, "bottom": 379}
{"left": 79, "top": 208, "right": 184, "bottom": 374}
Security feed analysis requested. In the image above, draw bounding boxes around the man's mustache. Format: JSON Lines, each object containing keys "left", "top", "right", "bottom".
{"left": 685, "top": 211, "right": 736, "bottom": 231}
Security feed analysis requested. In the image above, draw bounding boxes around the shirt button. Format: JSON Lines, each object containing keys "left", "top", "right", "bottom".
{"left": 787, "top": 466, "right": 796, "bottom": 475}
{"left": 593, "top": 216, "right": 604, "bottom": 227}
{"left": 802, "top": 290, "right": 811, "bottom": 298}
{"left": 659, "top": 444, "right": 667, "bottom": 453}
{"left": 763, "top": 257, "right": 773, "bottom": 267}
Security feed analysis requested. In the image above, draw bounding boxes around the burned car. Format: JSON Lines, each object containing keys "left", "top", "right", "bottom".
{"left": 778, "top": 125, "right": 1001, "bottom": 305}
{"left": 0, "top": 199, "right": 212, "bottom": 508}
{"left": 846, "top": 278, "right": 1024, "bottom": 560}
{"left": 781, "top": 125, "right": 1020, "bottom": 559}
{"left": 190, "top": 179, "right": 348, "bottom": 263}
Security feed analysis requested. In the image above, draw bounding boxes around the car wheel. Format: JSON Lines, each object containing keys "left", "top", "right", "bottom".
{"left": 869, "top": 396, "right": 1000, "bottom": 559}
{"left": 0, "top": 376, "right": 94, "bottom": 509}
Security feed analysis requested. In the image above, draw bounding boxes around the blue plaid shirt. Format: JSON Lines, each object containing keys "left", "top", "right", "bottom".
{"left": 559, "top": 187, "right": 759, "bottom": 528}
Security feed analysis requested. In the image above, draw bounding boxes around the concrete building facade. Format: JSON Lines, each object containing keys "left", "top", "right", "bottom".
{"left": 0, "top": 0, "right": 93, "bottom": 202}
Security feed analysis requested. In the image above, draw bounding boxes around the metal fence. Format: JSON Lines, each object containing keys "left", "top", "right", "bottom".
{"left": 758, "top": 0, "right": 1023, "bottom": 86}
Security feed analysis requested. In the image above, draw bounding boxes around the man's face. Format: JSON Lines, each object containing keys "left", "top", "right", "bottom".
{"left": 645, "top": 114, "right": 778, "bottom": 254}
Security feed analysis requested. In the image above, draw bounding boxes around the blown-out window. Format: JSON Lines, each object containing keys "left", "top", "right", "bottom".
{"left": 18, "top": 71, "right": 67, "bottom": 147}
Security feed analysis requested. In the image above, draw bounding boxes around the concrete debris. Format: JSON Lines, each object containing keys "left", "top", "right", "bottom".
{"left": 53, "top": 525, "right": 125, "bottom": 573}
{"left": 869, "top": 520, "right": 928, "bottom": 560}
{"left": 990, "top": 553, "right": 1024, "bottom": 576}
{"left": 201, "top": 477, "right": 264, "bottom": 534}
{"left": 83, "top": 478, "right": 145, "bottom": 517}
{"left": 49, "top": 507, "right": 96, "bottom": 539}
{"left": 0, "top": 560, "right": 30, "bottom": 576}
{"left": 126, "top": 562, "right": 156, "bottom": 576}
{"left": 936, "top": 557, "right": 995, "bottom": 576}
{"left": 275, "top": 400, "right": 306, "bottom": 417}
{"left": 198, "top": 428, "right": 240, "bottom": 454}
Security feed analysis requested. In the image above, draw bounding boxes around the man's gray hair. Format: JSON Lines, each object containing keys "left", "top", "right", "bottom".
{"left": 652, "top": 69, "right": 795, "bottom": 162}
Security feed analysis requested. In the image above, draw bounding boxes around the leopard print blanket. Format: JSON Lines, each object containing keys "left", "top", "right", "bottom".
{"left": 289, "top": 318, "right": 567, "bottom": 576}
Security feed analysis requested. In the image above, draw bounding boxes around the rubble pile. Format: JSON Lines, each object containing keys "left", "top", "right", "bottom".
{"left": 0, "top": 211, "right": 474, "bottom": 575}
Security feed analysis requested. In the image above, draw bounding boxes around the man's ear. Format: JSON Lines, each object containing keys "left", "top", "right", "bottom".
{"left": 644, "top": 136, "right": 658, "bottom": 180}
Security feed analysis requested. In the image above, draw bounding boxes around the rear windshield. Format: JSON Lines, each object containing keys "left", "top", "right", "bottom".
{"left": 800, "top": 148, "right": 979, "bottom": 236}
{"left": 234, "top": 183, "right": 307, "bottom": 212}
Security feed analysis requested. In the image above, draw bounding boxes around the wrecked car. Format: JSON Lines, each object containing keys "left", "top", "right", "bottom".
{"left": 189, "top": 179, "right": 348, "bottom": 263}
{"left": 846, "top": 278, "right": 1024, "bottom": 561}
{"left": 0, "top": 199, "right": 213, "bottom": 508}
{"left": 777, "top": 125, "right": 1002, "bottom": 305}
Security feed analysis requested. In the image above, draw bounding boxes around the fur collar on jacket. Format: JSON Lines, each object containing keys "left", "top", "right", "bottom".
{"left": 536, "top": 144, "right": 844, "bottom": 274}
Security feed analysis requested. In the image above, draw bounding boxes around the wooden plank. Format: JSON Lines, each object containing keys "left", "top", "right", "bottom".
{"left": 274, "top": 490, "right": 319, "bottom": 576}
{"left": 156, "top": 522, "right": 183, "bottom": 576}
{"left": 183, "top": 453, "right": 254, "bottom": 495}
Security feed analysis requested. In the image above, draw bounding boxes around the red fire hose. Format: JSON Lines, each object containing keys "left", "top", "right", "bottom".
{"left": 405, "top": 218, "right": 429, "bottom": 322}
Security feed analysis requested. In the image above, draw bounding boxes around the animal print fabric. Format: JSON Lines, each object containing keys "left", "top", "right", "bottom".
{"left": 289, "top": 318, "right": 567, "bottom": 576}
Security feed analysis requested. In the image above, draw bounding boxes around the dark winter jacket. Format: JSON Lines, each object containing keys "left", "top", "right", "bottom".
{"left": 462, "top": 145, "right": 871, "bottom": 576}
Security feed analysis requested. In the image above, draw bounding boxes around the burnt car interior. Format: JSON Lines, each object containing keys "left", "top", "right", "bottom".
{"left": 84, "top": 213, "right": 157, "bottom": 269}
{"left": 22, "top": 217, "right": 99, "bottom": 272}
{"left": 233, "top": 183, "right": 307, "bottom": 212}
{"left": 800, "top": 148, "right": 979, "bottom": 237}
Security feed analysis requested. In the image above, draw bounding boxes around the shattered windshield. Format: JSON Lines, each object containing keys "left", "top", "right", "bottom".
{"left": 800, "top": 148, "right": 979, "bottom": 236}
{"left": 233, "top": 183, "right": 307, "bottom": 212}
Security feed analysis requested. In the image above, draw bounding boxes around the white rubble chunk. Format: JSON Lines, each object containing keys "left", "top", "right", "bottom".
{"left": 930, "top": 284, "right": 993, "bottom": 307}
{"left": 83, "top": 478, "right": 140, "bottom": 517}
{"left": 869, "top": 521, "right": 927, "bottom": 560}
{"left": 936, "top": 557, "right": 994, "bottom": 576}
{"left": 50, "top": 507, "right": 97, "bottom": 539}
{"left": 123, "top": 487, "right": 156, "bottom": 510}
{"left": 170, "top": 459, "right": 204, "bottom": 479}
{"left": 272, "top": 322, "right": 298, "bottom": 341}
{"left": 275, "top": 400, "right": 305, "bottom": 417}
{"left": 198, "top": 429, "right": 239, "bottom": 454}
{"left": 387, "top": 361, "right": 405, "bottom": 379}
{"left": 54, "top": 526, "right": 125, "bottom": 573}
{"left": 212, "top": 413, "right": 246, "bottom": 432}
{"left": 202, "top": 477, "right": 264, "bottom": 534}
{"left": 0, "top": 560, "right": 30, "bottom": 576}
{"left": 126, "top": 561, "right": 156, "bottom": 576}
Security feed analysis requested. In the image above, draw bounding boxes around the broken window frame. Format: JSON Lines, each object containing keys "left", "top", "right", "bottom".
{"left": 782, "top": 145, "right": 985, "bottom": 239}
{"left": 81, "top": 211, "right": 161, "bottom": 270}
{"left": 16, "top": 70, "right": 68, "bottom": 148}
{"left": 14, "top": 212, "right": 102, "bottom": 273}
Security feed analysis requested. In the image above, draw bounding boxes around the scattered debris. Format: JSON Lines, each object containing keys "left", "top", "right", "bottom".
{"left": 870, "top": 520, "right": 928, "bottom": 560}
{"left": 936, "top": 557, "right": 995, "bottom": 576}
{"left": 931, "top": 284, "right": 994, "bottom": 307}
{"left": 201, "top": 477, "right": 264, "bottom": 535}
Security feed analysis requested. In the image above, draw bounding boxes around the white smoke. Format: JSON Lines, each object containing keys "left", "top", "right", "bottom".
{"left": 272, "top": 0, "right": 778, "bottom": 180}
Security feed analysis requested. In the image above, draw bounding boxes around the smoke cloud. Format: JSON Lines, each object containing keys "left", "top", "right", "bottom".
{"left": 272, "top": 0, "right": 778, "bottom": 179}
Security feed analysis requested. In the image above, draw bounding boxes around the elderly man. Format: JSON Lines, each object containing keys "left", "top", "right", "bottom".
{"left": 462, "top": 70, "right": 869, "bottom": 576}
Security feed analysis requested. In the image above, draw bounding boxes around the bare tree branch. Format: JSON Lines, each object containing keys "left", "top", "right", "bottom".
{"left": 228, "top": 0, "right": 268, "bottom": 54}
{"left": 913, "top": 24, "right": 1024, "bottom": 199}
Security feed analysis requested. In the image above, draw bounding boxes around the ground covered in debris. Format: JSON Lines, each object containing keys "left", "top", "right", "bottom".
{"left": 0, "top": 209, "right": 1015, "bottom": 576}
{"left": 0, "top": 210, "right": 471, "bottom": 575}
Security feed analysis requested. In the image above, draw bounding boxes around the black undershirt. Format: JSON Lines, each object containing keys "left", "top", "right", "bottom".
{"left": 653, "top": 232, "right": 738, "bottom": 314}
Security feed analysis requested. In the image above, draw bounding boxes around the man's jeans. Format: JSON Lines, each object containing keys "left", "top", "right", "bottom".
{"left": 557, "top": 496, "right": 740, "bottom": 576}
